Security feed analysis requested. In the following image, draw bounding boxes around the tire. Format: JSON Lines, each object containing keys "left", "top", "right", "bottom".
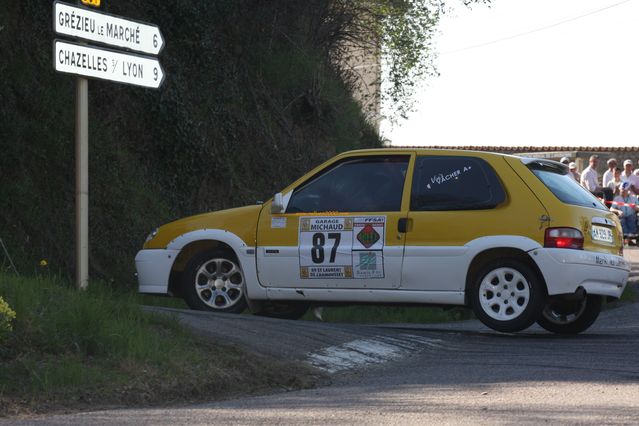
{"left": 181, "top": 250, "right": 247, "bottom": 313}
{"left": 537, "top": 294, "right": 602, "bottom": 334}
{"left": 252, "top": 301, "right": 310, "bottom": 320}
{"left": 470, "top": 259, "right": 546, "bottom": 333}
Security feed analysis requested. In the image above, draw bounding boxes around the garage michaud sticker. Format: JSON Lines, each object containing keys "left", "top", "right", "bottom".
{"left": 299, "top": 216, "right": 385, "bottom": 279}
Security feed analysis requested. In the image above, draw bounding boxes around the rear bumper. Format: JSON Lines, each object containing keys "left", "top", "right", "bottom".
{"left": 135, "top": 249, "right": 179, "bottom": 294}
{"left": 530, "top": 248, "right": 629, "bottom": 298}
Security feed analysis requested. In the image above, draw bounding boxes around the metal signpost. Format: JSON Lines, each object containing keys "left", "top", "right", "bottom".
{"left": 53, "top": 1, "right": 165, "bottom": 289}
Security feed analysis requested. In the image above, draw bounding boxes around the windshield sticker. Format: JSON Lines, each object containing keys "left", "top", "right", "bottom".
{"left": 299, "top": 216, "right": 385, "bottom": 279}
{"left": 425, "top": 165, "right": 473, "bottom": 190}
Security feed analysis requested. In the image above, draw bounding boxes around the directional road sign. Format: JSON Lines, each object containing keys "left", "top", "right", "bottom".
{"left": 54, "top": 1, "right": 164, "bottom": 55}
{"left": 54, "top": 39, "right": 165, "bottom": 89}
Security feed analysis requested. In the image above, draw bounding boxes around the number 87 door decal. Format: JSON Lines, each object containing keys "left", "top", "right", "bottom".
{"left": 299, "top": 216, "right": 386, "bottom": 279}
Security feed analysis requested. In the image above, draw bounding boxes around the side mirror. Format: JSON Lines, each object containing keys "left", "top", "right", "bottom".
{"left": 271, "top": 192, "right": 284, "bottom": 214}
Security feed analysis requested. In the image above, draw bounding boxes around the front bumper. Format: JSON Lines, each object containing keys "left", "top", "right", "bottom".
{"left": 135, "top": 249, "right": 180, "bottom": 294}
{"left": 530, "top": 248, "right": 630, "bottom": 298}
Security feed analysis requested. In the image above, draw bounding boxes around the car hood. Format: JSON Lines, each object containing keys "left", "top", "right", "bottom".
{"left": 145, "top": 204, "right": 263, "bottom": 249}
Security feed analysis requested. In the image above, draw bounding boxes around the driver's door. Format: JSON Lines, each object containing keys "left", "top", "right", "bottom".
{"left": 256, "top": 153, "right": 413, "bottom": 290}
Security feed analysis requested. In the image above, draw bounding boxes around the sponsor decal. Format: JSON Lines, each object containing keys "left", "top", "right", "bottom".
{"left": 425, "top": 165, "right": 473, "bottom": 190}
{"left": 271, "top": 217, "right": 287, "bottom": 229}
{"left": 357, "top": 224, "right": 380, "bottom": 248}
{"left": 354, "top": 251, "right": 384, "bottom": 279}
{"left": 299, "top": 216, "right": 385, "bottom": 279}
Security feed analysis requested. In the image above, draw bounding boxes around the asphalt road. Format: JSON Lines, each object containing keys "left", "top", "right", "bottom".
{"left": 8, "top": 291, "right": 639, "bottom": 425}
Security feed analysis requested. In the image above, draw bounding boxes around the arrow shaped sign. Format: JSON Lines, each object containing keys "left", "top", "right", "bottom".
{"left": 54, "top": 39, "right": 165, "bottom": 89}
{"left": 54, "top": 1, "right": 164, "bottom": 55}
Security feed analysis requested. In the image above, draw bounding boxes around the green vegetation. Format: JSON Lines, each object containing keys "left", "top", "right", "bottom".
{"left": 619, "top": 282, "right": 637, "bottom": 303}
{"left": 0, "top": 273, "right": 316, "bottom": 415}
{"left": 0, "top": 296, "right": 16, "bottom": 343}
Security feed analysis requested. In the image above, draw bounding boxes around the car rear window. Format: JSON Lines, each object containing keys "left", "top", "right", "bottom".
{"left": 526, "top": 161, "right": 608, "bottom": 211}
{"left": 410, "top": 156, "right": 506, "bottom": 211}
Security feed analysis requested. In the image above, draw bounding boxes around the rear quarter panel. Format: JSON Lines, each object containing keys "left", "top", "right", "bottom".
{"left": 504, "top": 157, "right": 622, "bottom": 254}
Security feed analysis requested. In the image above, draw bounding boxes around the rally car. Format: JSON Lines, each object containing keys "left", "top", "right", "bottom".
{"left": 136, "top": 149, "right": 630, "bottom": 334}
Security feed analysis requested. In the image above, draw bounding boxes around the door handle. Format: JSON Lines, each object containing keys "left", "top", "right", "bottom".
{"left": 398, "top": 218, "right": 409, "bottom": 233}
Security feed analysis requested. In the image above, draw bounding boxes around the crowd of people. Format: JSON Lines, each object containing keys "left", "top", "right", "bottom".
{"left": 559, "top": 155, "right": 639, "bottom": 244}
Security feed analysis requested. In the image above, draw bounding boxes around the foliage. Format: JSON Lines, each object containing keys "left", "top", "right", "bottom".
{"left": 0, "top": 0, "right": 382, "bottom": 285}
{"left": 0, "top": 295, "right": 16, "bottom": 343}
{"left": 326, "top": 0, "right": 489, "bottom": 121}
{"left": 0, "top": 273, "right": 315, "bottom": 415}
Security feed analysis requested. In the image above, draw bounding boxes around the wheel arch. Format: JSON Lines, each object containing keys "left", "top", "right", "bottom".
{"left": 165, "top": 229, "right": 255, "bottom": 297}
{"left": 464, "top": 247, "right": 548, "bottom": 306}
{"left": 168, "top": 239, "right": 237, "bottom": 297}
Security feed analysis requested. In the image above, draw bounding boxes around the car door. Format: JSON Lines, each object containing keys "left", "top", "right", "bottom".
{"left": 256, "top": 153, "right": 413, "bottom": 289}
{"left": 401, "top": 154, "right": 549, "bottom": 292}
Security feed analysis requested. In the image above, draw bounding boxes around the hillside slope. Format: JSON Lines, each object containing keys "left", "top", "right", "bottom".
{"left": 0, "top": 1, "right": 381, "bottom": 284}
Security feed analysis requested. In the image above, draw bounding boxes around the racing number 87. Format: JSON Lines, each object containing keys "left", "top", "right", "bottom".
{"left": 311, "top": 233, "right": 341, "bottom": 264}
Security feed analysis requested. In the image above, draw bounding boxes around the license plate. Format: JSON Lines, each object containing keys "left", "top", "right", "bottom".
{"left": 591, "top": 225, "right": 614, "bottom": 243}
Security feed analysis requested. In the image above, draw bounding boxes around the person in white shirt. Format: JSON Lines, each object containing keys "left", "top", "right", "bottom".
{"left": 621, "top": 159, "right": 639, "bottom": 194}
{"left": 580, "top": 155, "right": 600, "bottom": 192}
{"left": 581, "top": 154, "right": 613, "bottom": 203}
{"left": 602, "top": 158, "right": 617, "bottom": 188}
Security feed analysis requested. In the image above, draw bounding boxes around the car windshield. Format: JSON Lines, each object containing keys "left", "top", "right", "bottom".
{"left": 527, "top": 161, "right": 608, "bottom": 211}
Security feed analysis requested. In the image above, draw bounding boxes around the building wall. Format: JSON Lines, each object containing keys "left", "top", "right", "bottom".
{"left": 338, "top": 40, "right": 382, "bottom": 131}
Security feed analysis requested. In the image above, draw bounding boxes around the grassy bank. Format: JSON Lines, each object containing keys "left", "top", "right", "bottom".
{"left": 0, "top": 274, "right": 317, "bottom": 416}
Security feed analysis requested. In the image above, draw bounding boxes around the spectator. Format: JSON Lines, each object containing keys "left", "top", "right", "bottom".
{"left": 607, "top": 167, "right": 623, "bottom": 194}
{"left": 580, "top": 155, "right": 600, "bottom": 191}
{"left": 568, "top": 162, "right": 580, "bottom": 182}
{"left": 610, "top": 181, "right": 638, "bottom": 244}
{"left": 634, "top": 159, "right": 639, "bottom": 176}
{"left": 602, "top": 158, "right": 617, "bottom": 188}
{"left": 621, "top": 159, "right": 639, "bottom": 194}
{"left": 559, "top": 157, "right": 570, "bottom": 165}
{"left": 581, "top": 155, "right": 613, "bottom": 203}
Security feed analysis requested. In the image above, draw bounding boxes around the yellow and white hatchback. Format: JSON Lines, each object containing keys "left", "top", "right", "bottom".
{"left": 136, "top": 149, "right": 630, "bottom": 334}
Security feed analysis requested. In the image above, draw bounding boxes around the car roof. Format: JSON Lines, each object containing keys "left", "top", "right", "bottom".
{"left": 338, "top": 147, "right": 523, "bottom": 160}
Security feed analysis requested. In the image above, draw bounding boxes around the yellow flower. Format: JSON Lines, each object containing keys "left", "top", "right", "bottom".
{"left": 39, "top": 259, "right": 48, "bottom": 267}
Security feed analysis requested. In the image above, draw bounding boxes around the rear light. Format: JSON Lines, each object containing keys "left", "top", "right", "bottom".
{"left": 544, "top": 227, "right": 584, "bottom": 250}
{"left": 619, "top": 230, "right": 624, "bottom": 256}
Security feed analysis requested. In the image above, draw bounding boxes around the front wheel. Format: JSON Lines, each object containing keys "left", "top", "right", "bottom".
{"left": 470, "top": 259, "right": 546, "bottom": 333}
{"left": 537, "top": 294, "right": 602, "bottom": 334}
{"left": 181, "top": 250, "right": 247, "bottom": 313}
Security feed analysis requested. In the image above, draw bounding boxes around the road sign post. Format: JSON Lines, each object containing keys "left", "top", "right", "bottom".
{"left": 53, "top": 1, "right": 165, "bottom": 290}
{"left": 76, "top": 76, "right": 89, "bottom": 290}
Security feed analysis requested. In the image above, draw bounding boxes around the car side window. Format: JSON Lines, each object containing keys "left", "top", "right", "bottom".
{"left": 411, "top": 156, "right": 506, "bottom": 211}
{"left": 286, "top": 156, "right": 409, "bottom": 213}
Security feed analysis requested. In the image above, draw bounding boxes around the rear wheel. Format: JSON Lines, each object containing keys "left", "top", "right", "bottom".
{"left": 537, "top": 294, "right": 602, "bottom": 334}
{"left": 182, "top": 250, "right": 247, "bottom": 313}
{"left": 471, "top": 259, "right": 545, "bottom": 333}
